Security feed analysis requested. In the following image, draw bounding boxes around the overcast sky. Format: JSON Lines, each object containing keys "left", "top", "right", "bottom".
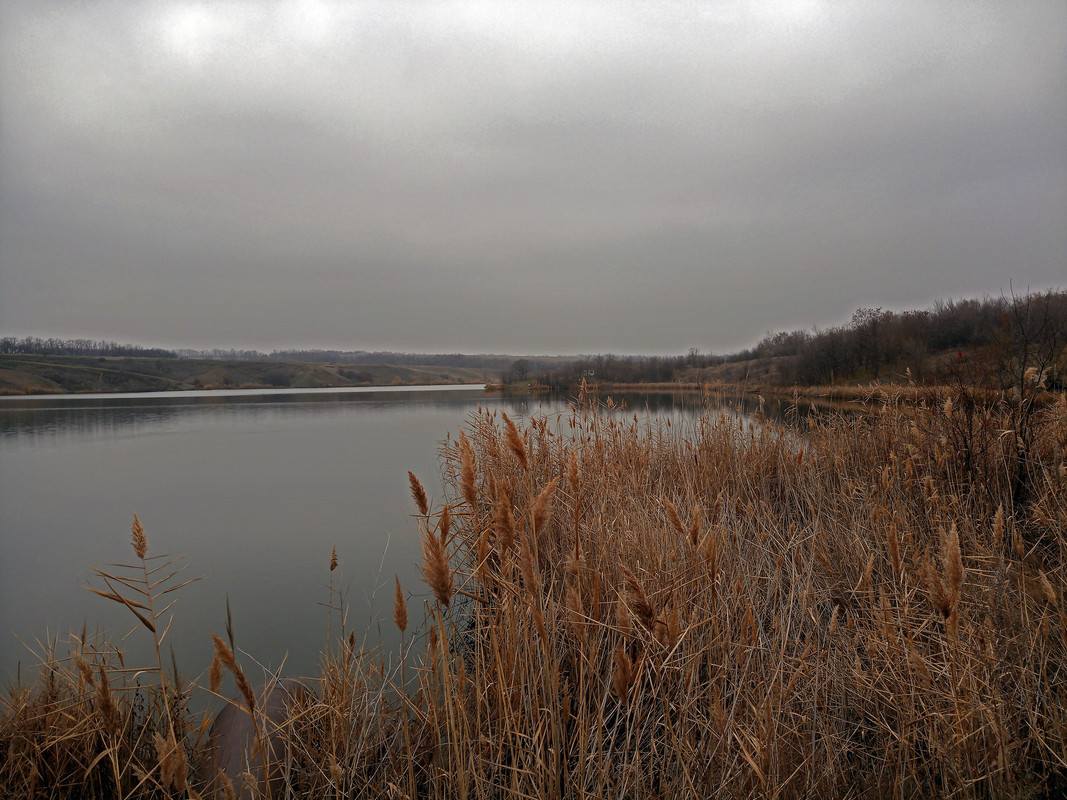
{"left": 1, "top": 1, "right": 1064, "bottom": 355}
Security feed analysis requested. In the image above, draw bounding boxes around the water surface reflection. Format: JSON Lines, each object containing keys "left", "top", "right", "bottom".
{"left": 0, "top": 386, "right": 817, "bottom": 689}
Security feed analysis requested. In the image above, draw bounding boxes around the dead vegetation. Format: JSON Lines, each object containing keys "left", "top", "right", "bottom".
{"left": 3, "top": 384, "right": 1065, "bottom": 798}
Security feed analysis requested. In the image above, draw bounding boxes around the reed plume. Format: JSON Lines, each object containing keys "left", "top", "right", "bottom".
{"left": 532, "top": 477, "right": 559, "bottom": 537}
{"left": 131, "top": 513, "right": 147, "bottom": 559}
{"left": 74, "top": 653, "right": 95, "bottom": 689}
{"left": 502, "top": 412, "right": 528, "bottom": 470}
{"left": 612, "top": 645, "right": 634, "bottom": 705}
{"left": 154, "top": 730, "right": 187, "bottom": 791}
{"left": 439, "top": 504, "right": 451, "bottom": 544}
{"left": 408, "top": 471, "right": 429, "bottom": 516}
{"left": 622, "top": 566, "right": 655, "bottom": 632}
{"left": 211, "top": 633, "right": 256, "bottom": 712}
{"left": 688, "top": 503, "right": 703, "bottom": 547}
{"left": 663, "top": 499, "right": 685, "bottom": 538}
{"left": 615, "top": 591, "right": 632, "bottom": 637}
{"left": 209, "top": 650, "right": 223, "bottom": 694}
{"left": 393, "top": 576, "right": 408, "bottom": 633}
{"left": 95, "top": 665, "right": 121, "bottom": 737}
{"left": 420, "top": 523, "right": 454, "bottom": 607}
{"left": 519, "top": 535, "right": 540, "bottom": 595}
{"left": 459, "top": 430, "right": 478, "bottom": 511}
{"left": 920, "top": 555, "right": 951, "bottom": 619}
{"left": 494, "top": 492, "right": 515, "bottom": 554}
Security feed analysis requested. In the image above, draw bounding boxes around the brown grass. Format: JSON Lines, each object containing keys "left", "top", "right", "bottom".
{"left": 3, "top": 390, "right": 1065, "bottom": 798}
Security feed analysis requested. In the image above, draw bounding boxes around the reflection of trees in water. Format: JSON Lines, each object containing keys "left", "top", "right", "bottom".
{"left": 0, "top": 389, "right": 849, "bottom": 443}
{"left": 0, "top": 390, "right": 492, "bottom": 442}
{"left": 498, "top": 390, "right": 843, "bottom": 431}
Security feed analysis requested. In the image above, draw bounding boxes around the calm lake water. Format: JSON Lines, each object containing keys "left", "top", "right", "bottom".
{"left": 1, "top": 385, "right": 763, "bottom": 689}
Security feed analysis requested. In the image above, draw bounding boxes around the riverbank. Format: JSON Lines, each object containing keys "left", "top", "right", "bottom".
{"left": 2, "top": 390, "right": 1064, "bottom": 798}
{"left": 0, "top": 354, "right": 494, "bottom": 395}
{"left": 511, "top": 378, "right": 1013, "bottom": 412}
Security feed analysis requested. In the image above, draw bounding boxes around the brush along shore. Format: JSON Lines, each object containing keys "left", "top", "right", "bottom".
{"left": 2, "top": 384, "right": 1065, "bottom": 799}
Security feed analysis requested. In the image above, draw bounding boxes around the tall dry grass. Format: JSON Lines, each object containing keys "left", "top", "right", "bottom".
{"left": 1, "top": 518, "right": 203, "bottom": 797}
{"left": 2, "top": 390, "right": 1065, "bottom": 798}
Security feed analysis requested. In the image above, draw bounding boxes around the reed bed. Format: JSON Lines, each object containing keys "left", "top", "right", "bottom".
{"left": 2, "top": 389, "right": 1065, "bottom": 799}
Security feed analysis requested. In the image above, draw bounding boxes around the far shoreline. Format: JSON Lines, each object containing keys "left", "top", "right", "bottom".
{"left": 0, "top": 382, "right": 490, "bottom": 402}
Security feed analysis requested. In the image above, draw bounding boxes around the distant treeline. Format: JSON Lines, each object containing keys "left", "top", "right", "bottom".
{"left": 262, "top": 350, "right": 520, "bottom": 370}
{"left": 2, "top": 339, "right": 526, "bottom": 371}
{"left": 522, "top": 290, "right": 1067, "bottom": 390}
{"left": 512, "top": 354, "right": 691, "bottom": 389}
{"left": 7, "top": 290, "right": 1063, "bottom": 390}
{"left": 170, "top": 348, "right": 520, "bottom": 370}
{"left": 735, "top": 290, "right": 1066, "bottom": 386}
{"left": 0, "top": 337, "right": 177, "bottom": 358}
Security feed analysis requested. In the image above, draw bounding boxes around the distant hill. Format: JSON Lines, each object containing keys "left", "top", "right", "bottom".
{"left": 0, "top": 355, "right": 496, "bottom": 395}
{"left": 4, "top": 289, "right": 1063, "bottom": 395}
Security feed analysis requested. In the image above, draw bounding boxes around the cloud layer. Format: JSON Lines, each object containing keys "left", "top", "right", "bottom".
{"left": 1, "top": 1, "right": 1064, "bottom": 353}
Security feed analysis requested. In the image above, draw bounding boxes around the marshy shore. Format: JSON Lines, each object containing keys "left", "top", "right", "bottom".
{"left": 2, "top": 384, "right": 1065, "bottom": 798}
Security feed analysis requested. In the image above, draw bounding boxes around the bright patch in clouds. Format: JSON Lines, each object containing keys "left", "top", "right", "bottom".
{"left": 157, "top": 4, "right": 230, "bottom": 65}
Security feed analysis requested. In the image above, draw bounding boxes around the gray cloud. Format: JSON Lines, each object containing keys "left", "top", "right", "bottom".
{"left": 1, "top": 0, "right": 1064, "bottom": 354}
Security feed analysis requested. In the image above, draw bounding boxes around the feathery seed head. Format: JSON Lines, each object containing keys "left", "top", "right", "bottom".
{"left": 211, "top": 633, "right": 255, "bottom": 712}
{"left": 688, "top": 503, "right": 703, "bottom": 547}
{"left": 420, "top": 527, "right": 454, "bottom": 607}
{"left": 393, "top": 576, "right": 408, "bottom": 633}
{"left": 96, "top": 666, "right": 121, "bottom": 737}
{"left": 209, "top": 651, "right": 223, "bottom": 695}
{"left": 74, "top": 653, "right": 95, "bottom": 688}
{"left": 612, "top": 645, "right": 633, "bottom": 705}
{"left": 459, "top": 431, "right": 478, "bottom": 510}
{"left": 408, "top": 471, "right": 429, "bottom": 516}
{"left": 494, "top": 493, "right": 515, "bottom": 554}
{"left": 663, "top": 499, "right": 685, "bottom": 537}
{"left": 920, "top": 556, "right": 951, "bottom": 618}
{"left": 942, "top": 523, "right": 963, "bottom": 603}
{"left": 439, "top": 504, "right": 452, "bottom": 544}
{"left": 502, "top": 412, "right": 529, "bottom": 470}
{"left": 567, "top": 447, "right": 580, "bottom": 494}
{"left": 622, "top": 566, "right": 655, "bottom": 632}
{"left": 131, "top": 514, "right": 147, "bottom": 560}
{"left": 532, "top": 477, "right": 559, "bottom": 537}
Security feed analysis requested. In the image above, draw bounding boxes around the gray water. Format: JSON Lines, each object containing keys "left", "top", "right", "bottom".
{"left": 0, "top": 385, "right": 746, "bottom": 689}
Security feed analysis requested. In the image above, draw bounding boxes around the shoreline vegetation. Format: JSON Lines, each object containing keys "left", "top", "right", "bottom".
{"left": 2, "top": 373, "right": 1065, "bottom": 798}
{"left": 3, "top": 290, "right": 1063, "bottom": 400}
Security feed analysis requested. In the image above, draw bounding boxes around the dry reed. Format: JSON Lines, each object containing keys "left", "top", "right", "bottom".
{"left": 4, "top": 388, "right": 1065, "bottom": 799}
